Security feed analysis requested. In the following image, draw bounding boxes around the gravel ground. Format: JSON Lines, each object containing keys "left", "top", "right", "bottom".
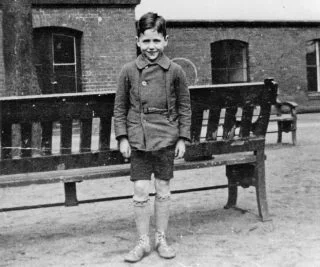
{"left": 1, "top": 113, "right": 320, "bottom": 267}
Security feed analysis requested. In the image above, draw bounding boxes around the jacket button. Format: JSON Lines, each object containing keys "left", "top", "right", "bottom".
{"left": 141, "top": 81, "right": 147, "bottom": 86}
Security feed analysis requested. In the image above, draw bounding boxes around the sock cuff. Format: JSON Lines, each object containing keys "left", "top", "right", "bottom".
{"left": 133, "top": 198, "right": 150, "bottom": 207}
{"left": 155, "top": 193, "right": 171, "bottom": 202}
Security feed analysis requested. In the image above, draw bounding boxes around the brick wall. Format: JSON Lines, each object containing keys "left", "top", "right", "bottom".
{"left": 165, "top": 22, "right": 320, "bottom": 105}
{"left": 32, "top": 6, "right": 137, "bottom": 93}
{"left": 1, "top": 10, "right": 320, "bottom": 108}
{"left": 0, "top": 6, "right": 137, "bottom": 96}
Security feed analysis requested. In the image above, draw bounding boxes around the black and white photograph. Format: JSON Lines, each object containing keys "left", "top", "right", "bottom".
{"left": 0, "top": 0, "right": 320, "bottom": 266}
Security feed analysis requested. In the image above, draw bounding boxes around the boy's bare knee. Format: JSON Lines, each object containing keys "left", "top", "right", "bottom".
{"left": 133, "top": 180, "right": 150, "bottom": 202}
{"left": 155, "top": 179, "right": 170, "bottom": 199}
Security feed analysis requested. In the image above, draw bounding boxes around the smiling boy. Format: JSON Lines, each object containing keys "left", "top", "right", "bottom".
{"left": 113, "top": 12, "right": 191, "bottom": 263}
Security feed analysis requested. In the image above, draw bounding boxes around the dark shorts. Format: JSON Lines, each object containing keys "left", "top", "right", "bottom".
{"left": 130, "top": 146, "right": 175, "bottom": 181}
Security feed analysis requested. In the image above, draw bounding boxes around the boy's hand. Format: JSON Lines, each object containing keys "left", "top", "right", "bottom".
{"left": 119, "top": 137, "right": 131, "bottom": 159}
{"left": 175, "top": 138, "right": 186, "bottom": 159}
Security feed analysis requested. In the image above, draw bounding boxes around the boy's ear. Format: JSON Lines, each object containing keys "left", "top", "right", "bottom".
{"left": 164, "top": 35, "right": 169, "bottom": 47}
{"left": 136, "top": 36, "right": 140, "bottom": 47}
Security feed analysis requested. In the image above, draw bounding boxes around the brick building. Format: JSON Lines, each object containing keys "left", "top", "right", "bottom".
{"left": 0, "top": 0, "right": 140, "bottom": 96}
{"left": 0, "top": 1, "right": 320, "bottom": 110}
{"left": 165, "top": 20, "right": 320, "bottom": 110}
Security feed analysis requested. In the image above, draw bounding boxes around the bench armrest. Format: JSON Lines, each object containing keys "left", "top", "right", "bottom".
{"left": 275, "top": 99, "right": 298, "bottom": 117}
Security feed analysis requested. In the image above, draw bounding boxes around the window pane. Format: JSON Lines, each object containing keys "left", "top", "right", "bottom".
{"left": 54, "top": 65, "right": 76, "bottom": 93}
{"left": 211, "top": 40, "right": 248, "bottom": 84}
{"left": 229, "top": 68, "right": 247, "bottom": 83}
{"left": 53, "top": 34, "right": 75, "bottom": 64}
{"left": 212, "top": 53, "right": 228, "bottom": 68}
{"left": 212, "top": 69, "right": 229, "bottom": 84}
{"left": 229, "top": 52, "right": 244, "bottom": 68}
{"left": 307, "top": 66, "right": 317, "bottom": 92}
{"left": 306, "top": 41, "right": 316, "bottom": 66}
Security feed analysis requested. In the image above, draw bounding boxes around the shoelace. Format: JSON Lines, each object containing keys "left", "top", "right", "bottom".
{"left": 156, "top": 233, "right": 171, "bottom": 251}
{"left": 129, "top": 237, "right": 149, "bottom": 256}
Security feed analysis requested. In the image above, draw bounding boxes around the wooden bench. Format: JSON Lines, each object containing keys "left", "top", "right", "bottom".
{"left": 0, "top": 79, "right": 278, "bottom": 221}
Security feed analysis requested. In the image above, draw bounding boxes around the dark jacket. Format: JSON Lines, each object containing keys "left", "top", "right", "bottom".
{"left": 114, "top": 54, "right": 191, "bottom": 151}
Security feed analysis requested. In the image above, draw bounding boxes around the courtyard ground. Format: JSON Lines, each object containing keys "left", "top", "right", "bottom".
{"left": 0, "top": 113, "right": 320, "bottom": 267}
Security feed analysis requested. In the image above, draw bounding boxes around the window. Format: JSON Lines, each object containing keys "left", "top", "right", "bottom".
{"left": 306, "top": 40, "right": 320, "bottom": 92}
{"left": 33, "top": 27, "right": 82, "bottom": 94}
{"left": 211, "top": 40, "right": 249, "bottom": 84}
{"left": 52, "top": 34, "right": 78, "bottom": 93}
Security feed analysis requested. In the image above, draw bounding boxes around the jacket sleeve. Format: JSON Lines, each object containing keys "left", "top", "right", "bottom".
{"left": 113, "top": 65, "right": 130, "bottom": 140}
{"left": 175, "top": 66, "right": 192, "bottom": 142}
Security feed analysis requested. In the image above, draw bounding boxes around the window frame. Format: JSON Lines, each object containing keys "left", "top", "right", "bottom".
{"left": 52, "top": 33, "right": 79, "bottom": 92}
{"left": 33, "top": 27, "right": 82, "bottom": 94}
{"left": 306, "top": 39, "right": 320, "bottom": 93}
{"left": 211, "top": 39, "right": 249, "bottom": 84}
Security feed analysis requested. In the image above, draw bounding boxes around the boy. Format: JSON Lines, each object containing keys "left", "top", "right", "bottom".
{"left": 113, "top": 12, "right": 191, "bottom": 263}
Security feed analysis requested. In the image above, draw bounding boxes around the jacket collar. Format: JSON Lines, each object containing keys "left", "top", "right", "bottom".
{"left": 135, "top": 53, "right": 171, "bottom": 70}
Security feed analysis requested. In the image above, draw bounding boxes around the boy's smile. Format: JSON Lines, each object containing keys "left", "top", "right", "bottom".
{"left": 137, "top": 29, "right": 168, "bottom": 62}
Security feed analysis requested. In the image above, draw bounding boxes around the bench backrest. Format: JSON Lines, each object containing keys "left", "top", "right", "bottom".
{"left": 0, "top": 79, "right": 277, "bottom": 175}
{"left": 189, "top": 79, "right": 278, "bottom": 142}
{"left": 0, "top": 92, "right": 122, "bottom": 175}
{"left": 184, "top": 78, "right": 278, "bottom": 160}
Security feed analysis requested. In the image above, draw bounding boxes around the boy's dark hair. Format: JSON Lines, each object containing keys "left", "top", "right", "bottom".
{"left": 137, "top": 12, "right": 167, "bottom": 37}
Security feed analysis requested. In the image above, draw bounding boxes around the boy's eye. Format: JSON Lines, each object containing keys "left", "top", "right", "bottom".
{"left": 141, "top": 39, "right": 161, "bottom": 44}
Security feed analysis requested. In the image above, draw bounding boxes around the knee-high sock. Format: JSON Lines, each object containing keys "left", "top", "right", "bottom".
{"left": 154, "top": 195, "right": 170, "bottom": 233}
{"left": 133, "top": 199, "right": 151, "bottom": 238}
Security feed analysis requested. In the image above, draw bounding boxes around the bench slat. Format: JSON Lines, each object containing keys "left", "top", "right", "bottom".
{"left": 1, "top": 123, "right": 12, "bottom": 159}
{"left": 21, "top": 123, "right": 32, "bottom": 158}
{"left": 41, "top": 121, "right": 53, "bottom": 155}
{"left": 185, "top": 137, "right": 265, "bottom": 161}
{"left": 206, "top": 108, "right": 220, "bottom": 140}
{"left": 240, "top": 105, "right": 254, "bottom": 137}
{"left": 80, "top": 118, "right": 93, "bottom": 153}
{"left": 60, "top": 120, "right": 73, "bottom": 154}
{"left": 100, "top": 117, "right": 112, "bottom": 150}
{"left": 0, "top": 153, "right": 257, "bottom": 187}
{"left": 0, "top": 150, "right": 125, "bottom": 175}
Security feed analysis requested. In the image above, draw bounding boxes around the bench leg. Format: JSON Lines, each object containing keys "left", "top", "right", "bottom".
{"left": 254, "top": 151, "right": 271, "bottom": 221}
{"left": 292, "top": 129, "right": 297, "bottom": 145}
{"left": 64, "top": 182, "right": 79, "bottom": 206}
{"left": 277, "top": 121, "right": 283, "bottom": 143}
{"left": 224, "top": 166, "right": 238, "bottom": 209}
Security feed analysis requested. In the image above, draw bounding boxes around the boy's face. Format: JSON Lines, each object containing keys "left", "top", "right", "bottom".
{"left": 136, "top": 29, "right": 168, "bottom": 62}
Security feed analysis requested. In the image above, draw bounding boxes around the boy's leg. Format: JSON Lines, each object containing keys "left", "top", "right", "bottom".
{"left": 125, "top": 150, "right": 153, "bottom": 263}
{"left": 154, "top": 179, "right": 171, "bottom": 233}
{"left": 154, "top": 179, "right": 176, "bottom": 259}
{"left": 133, "top": 180, "right": 151, "bottom": 240}
{"left": 153, "top": 147, "right": 176, "bottom": 259}
{"left": 124, "top": 180, "right": 151, "bottom": 262}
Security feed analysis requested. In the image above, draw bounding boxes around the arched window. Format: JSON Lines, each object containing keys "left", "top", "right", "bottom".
{"left": 306, "top": 39, "right": 320, "bottom": 92}
{"left": 33, "top": 27, "right": 82, "bottom": 94}
{"left": 211, "top": 40, "right": 249, "bottom": 84}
